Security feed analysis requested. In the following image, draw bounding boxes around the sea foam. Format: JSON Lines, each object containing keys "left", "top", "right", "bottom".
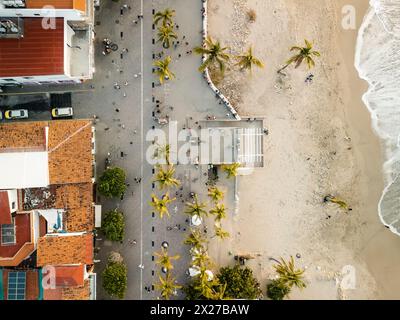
{"left": 355, "top": 0, "right": 400, "bottom": 234}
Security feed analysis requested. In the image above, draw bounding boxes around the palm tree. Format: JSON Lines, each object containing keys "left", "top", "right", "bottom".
{"left": 208, "top": 186, "right": 224, "bottom": 203}
{"left": 222, "top": 163, "right": 241, "bottom": 179}
{"left": 278, "top": 39, "right": 320, "bottom": 74}
{"left": 324, "top": 195, "right": 352, "bottom": 211}
{"left": 154, "top": 165, "right": 180, "bottom": 190}
{"left": 190, "top": 247, "right": 212, "bottom": 268}
{"left": 184, "top": 228, "right": 207, "bottom": 250}
{"left": 210, "top": 203, "right": 227, "bottom": 222}
{"left": 194, "top": 267, "right": 221, "bottom": 300}
{"left": 236, "top": 47, "right": 264, "bottom": 73}
{"left": 150, "top": 193, "right": 176, "bottom": 219}
{"left": 154, "top": 247, "right": 180, "bottom": 271}
{"left": 273, "top": 256, "right": 306, "bottom": 289}
{"left": 157, "top": 24, "right": 178, "bottom": 49}
{"left": 213, "top": 225, "right": 230, "bottom": 240}
{"left": 153, "top": 56, "right": 175, "bottom": 84}
{"left": 154, "top": 8, "right": 175, "bottom": 26}
{"left": 185, "top": 195, "right": 208, "bottom": 218}
{"left": 154, "top": 143, "right": 171, "bottom": 165}
{"left": 154, "top": 273, "right": 182, "bottom": 300}
{"left": 194, "top": 36, "right": 230, "bottom": 73}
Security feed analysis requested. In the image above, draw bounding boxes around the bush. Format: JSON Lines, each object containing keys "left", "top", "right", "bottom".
{"left": 217, "top": 265, "right": 262, "bottom": 299}
{"left": 102, "top": 260, "right": 127, "bottom": 299}
{"left": 266, "top": 279, "right": 291, "bottom": 300}
{"left": 102, "top": 209, "right": 125, "bottom": 241}
{"left": 98, "top": 167, "right": 126, "bottom": 198}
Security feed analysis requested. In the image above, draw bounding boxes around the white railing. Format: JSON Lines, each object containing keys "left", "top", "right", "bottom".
{"left": 201, "top": 0, "right": 241, "bottom": 120}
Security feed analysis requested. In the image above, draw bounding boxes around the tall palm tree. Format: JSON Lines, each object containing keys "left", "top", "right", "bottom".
{"left": 194, "top": 267, "right": 220, "bottom": 300}
{"left": 324, "top": 195, "right": 352, "bottom": 211}
{"left": 185, "top": 195, "right": 208, "bottom": 218}
{"left": 184, "top": 228, "right": 207, "bottom": 250}
{"left": 210, "top": 203, "right": 227, "bottom": 222}
{"left": 190, "top": 247, "right": 212, "bottom": 269}
{"left": 154, "top": 165, "right": 180, "bottom": 190}
{"left": 222, "top": 163, "right": 241, "bottom": 179}
{"left": 236, "top": 47, "right": 264, "bottom": 73}
{"left": 194, "top": 36, "right": 230, "bottom": 73}
{"left": 150, "top": 193, "right": 176, "bottom": 219}
{"left": 153, "top": 56, "right": 175, "bottom": 84}
{"left": 213, "top": 225, "right": 230, "bottom": 240}
{"left": 208, "top": 186, "right": 224, "bottom": 203}
{"left": 154, "top": 273, "right": 182, "bottom": 300}
{"left": 154, "top": 8, "right": 175, "bottom": 26}
{"left": 278, "top": 39, "right": 320, "bottom": 74}
{"left": 273, "top": 256, "right": 306, "bottom": 289}
{"left": 154, "top": 247, "right": 180, "bottom": 271}
{"left": 154, "top": 143, "right": 171, "bottom": 165}
{"left": 157, "top": 24, "right": 178, "bottom": 49}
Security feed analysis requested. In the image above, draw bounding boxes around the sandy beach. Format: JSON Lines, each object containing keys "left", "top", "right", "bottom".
{"left": 207, "top": 0, "right": 400, "bottom": 299}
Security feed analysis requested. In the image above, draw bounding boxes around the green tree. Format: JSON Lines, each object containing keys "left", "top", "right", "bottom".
{"left": 101, "top": 209, "right": 125, "bottom": 242}
{"left": 210, "top": 203, "right": 227, "bottom": 222}
{"left": 194, "top": 36, "right": 230, "bottom": 73}
{"left": 266, "top": 279, "right": 291, "bottom": 300}
{"left": 154, "top": 56, "right": 175, "bottom": 84}
{"left": 217, "top": 265, "right": 262, "bottom": 299}
{"left": 157, "top": 24, "right": 178, "bottom": 49}
{"left": 154, "top": 164, "right": 180, "bottom": 190}
{"left": 208, "top": 186, "right": 224, "bottom": 203}
{"left": 222, "top": 163, "right": 241, "bottom": 179}
{"left": 185, "top": 195, "right": 208, "bottom": 219}
{"left": 236, "top": 47, "right": 264, "bottom": 73}
{"left": 154, "top": 273, "right": 182, "bottom": 300}
{"left": 150, "top": 193, "right": 176, "bottom": 219}
{"left": 97, "top": 167, "right": 126, "bottom": 198}
{"left": 273, "top": 256, "right": 306, "bottom": 289}
{"left": 184, "top": 228, "right": 208, "bottom": 250}
{"left": 278, "top": 39, "right": 320, "bottom": 74}
{"left": 154, "top": 8, "right": 175, "bottom": 26}
{"left": 102, "top": 259, "right": 127, "bottom": 299}
{"left": 154, "top": 247, "right": 180, "bottom": 271}
{"left": 213, "top": 225, "right": 230, "bottom": 240}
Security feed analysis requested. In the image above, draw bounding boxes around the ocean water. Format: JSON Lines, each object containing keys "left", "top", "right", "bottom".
{"left": 355, "top": 0, "right": 400, "bottom": 234}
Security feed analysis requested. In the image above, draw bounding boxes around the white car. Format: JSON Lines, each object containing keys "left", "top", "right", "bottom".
{"left": 51, "top": 107, "right": 73, "bottom": 118}
{"left": 5, "top": 109, "right": 28, "bottom": 119}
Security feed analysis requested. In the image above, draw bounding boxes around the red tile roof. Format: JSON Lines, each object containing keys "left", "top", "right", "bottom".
{"left": 54, "top": 265, "right": 85, "bottom": 287}
{"left": 2, "top": 269, "right": 40, "bottom": 300}
{"left": 36, "top": 233, "right": 93, "bottom": 266}
{"left": 0, "top": 18, "right": 64, "bottom": 77}
{"left": 0, "top": 191, "right": 12, "bottom": 225}
{"left": 26, "top": 0, "right": 73, "bottom": 8}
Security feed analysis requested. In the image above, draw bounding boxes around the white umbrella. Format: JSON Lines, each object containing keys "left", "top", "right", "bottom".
{"left": 191, "top": 214, "right": 202, "bottom": 226}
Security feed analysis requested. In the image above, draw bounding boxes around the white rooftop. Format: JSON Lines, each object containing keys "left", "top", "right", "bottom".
{"left": 0, "top": 151, "right": 49, "bottom": 189}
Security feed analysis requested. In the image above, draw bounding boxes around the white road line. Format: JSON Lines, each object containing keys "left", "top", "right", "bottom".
{"left": 139, "top": 0, "right": 144, "bottom": 301}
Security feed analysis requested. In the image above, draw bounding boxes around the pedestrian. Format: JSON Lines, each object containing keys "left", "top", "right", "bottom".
{"left": 183, "top": 35, "right": 186, "bottom": 40}
{"left": 115, "top": 108, "right": 120, "bottom": 112}
{"left": 176, "top": 24, "right": 179, "bottom": 29}
{"left": 178, "top": 53, "right": 181, "bottom": 58}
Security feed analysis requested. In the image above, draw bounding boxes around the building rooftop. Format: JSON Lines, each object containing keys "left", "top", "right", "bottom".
{"left": 25, "top": 0, "right": 86, "bottom": 11}
{"left": 0, "top": 191, "right": 12, "bottom": 225}
{"left": 0, "top": 18, "right": 64, "bottom": 78}
{"left": 1, "top": 269, "right": 40, "bottom": 300}
{"left": 54, "top": 264, "right": 85, "bottom": 287}
{"left": 0, "top": 119, "right": 94, "bottom": 188}
{"left": 36, "top": 233, "right": 93, "bottom": 266}
{"left": 44, "top": 279, "right": 90, "bottom": 300}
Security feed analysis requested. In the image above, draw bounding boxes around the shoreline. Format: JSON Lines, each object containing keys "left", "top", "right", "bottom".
{"left": 207, "top": 0, "right": 400, "bottom": 299}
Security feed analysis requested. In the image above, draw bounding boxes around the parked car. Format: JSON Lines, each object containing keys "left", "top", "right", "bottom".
{"left": 51, "top": 107, "right": 73, "bottom": 118}
{"left": 5, "top": 109, "right": 28, "bottom": 120}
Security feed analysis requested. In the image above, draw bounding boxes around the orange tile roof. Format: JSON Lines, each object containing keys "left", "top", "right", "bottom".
{"left": 0, "top": 191, "right": 12, "bottom": 224}
{"left": 44, "top": 279, "right": 90, "bottom": 300}
{"left": 54, "top": 183, "right": 94, "bottom": 232}
{"left": 54, "top": 265, "right": 85, "bottom": 287}
{"left": 0, "top": 18, "right": 64, "bottom": 77}
{"left": 0, "top": 122, "right": 46, "bottom": 152}
{"left": 37, "top": 233, "right": 93, "bottom": 266}
{"left": 0, "top": 120, "right": 94, "bottom": 185}
{"left": 26, "top": 0, "right": 73, "bottom": 8}
{"left": 48, "top": 120, "right": 93, "bottom": 185}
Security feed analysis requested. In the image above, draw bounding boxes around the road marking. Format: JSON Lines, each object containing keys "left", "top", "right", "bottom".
{"left": 139, "top": 0, "right": 144, "bottom": 301}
